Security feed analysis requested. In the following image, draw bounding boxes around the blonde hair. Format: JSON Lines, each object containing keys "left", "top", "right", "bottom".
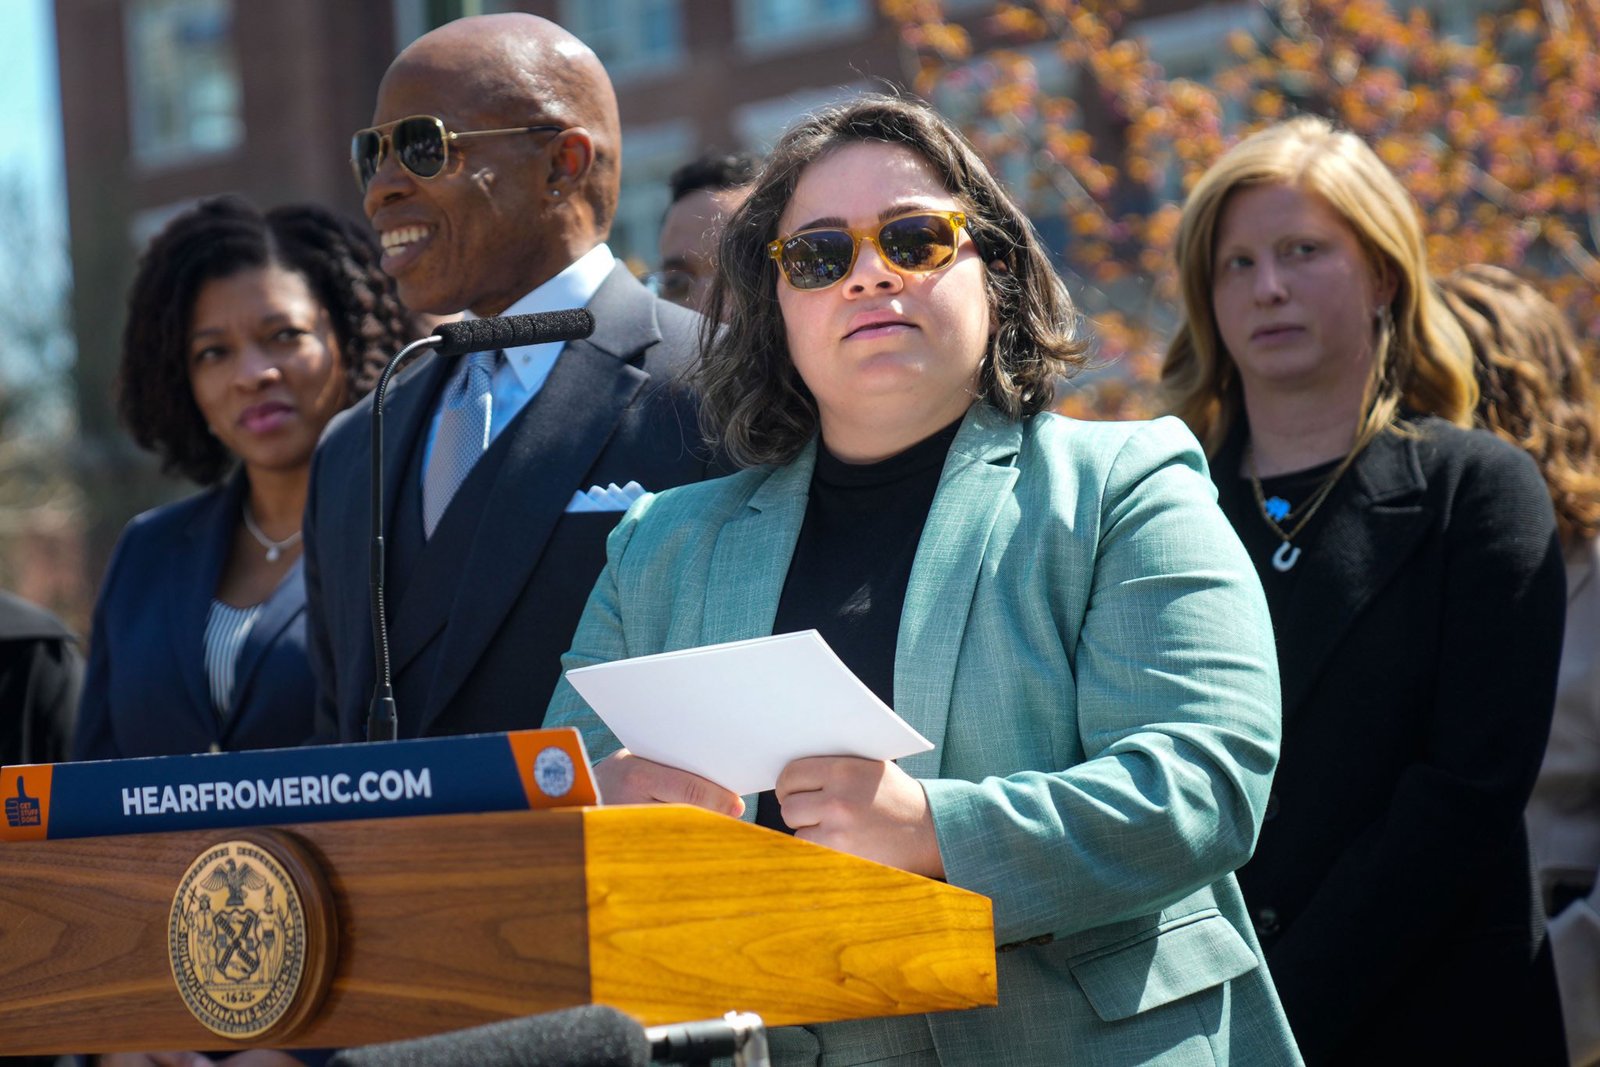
{"left": 1161, "top": 116, "right": 1476, "bottom": 455}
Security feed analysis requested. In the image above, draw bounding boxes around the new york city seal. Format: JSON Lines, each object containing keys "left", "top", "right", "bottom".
{"left": 168, "top": 833, "right": 334, "bottom": 1041}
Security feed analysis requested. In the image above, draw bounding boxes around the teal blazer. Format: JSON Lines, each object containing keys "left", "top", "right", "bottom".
{"left": 547, "top": 405, "right": 1302, "bottom": 1066}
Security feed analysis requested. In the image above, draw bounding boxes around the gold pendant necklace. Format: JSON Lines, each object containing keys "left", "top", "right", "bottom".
{"left": 1246, "top": 443, "right": 1358, "bottom": 572}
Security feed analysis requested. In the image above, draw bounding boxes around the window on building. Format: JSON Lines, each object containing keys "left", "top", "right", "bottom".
{"left": 392, "top": 0, "right": 512, "bottom": 49}
{"left": 613, "top": 121, "right": 694, "bottom": 268}
{"left": 736, "top": 0, "right": 869, "bottom": 52}
{"left": 130, "top": 199, "right": 201, "bottom": 254}
{"left": 733, "top": 84, "right": 868, "bottom": 150}
{"left": 125, "top": 0, "right": 243, "bottom": 167}
{"left": 560, "top": 0, "right": 684, "bottom": 79}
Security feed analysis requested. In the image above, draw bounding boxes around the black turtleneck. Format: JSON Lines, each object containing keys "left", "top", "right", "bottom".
{"left": 756, "top": 418, "right": 961, "bottom": 832}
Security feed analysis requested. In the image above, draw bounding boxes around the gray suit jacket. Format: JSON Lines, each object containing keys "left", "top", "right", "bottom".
{"left": 548, "top": 406, "right": 1302, "bottom": 1066}
{"left": 1539, "top": 537, "right": 1600, "bottom": 1066}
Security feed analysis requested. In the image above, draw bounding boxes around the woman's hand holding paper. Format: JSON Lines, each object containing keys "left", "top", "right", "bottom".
{"left": 775, "top": 756, "right": 944, "bottom": 878}
{"left": 594, "top": 748, "right": 745, "bottom": 817}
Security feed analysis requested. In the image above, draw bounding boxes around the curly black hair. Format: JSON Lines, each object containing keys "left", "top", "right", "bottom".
{"left": 117, "top": 195, "right": 419, "bottom": 484}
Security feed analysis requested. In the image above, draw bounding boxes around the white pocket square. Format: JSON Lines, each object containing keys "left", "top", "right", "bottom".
{"left": 565, "top": 480, "right": 647, "bottom": 513}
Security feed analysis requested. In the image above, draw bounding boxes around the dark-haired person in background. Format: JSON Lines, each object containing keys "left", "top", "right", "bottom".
{"left": 73, "top": 196, "right": 418, "bottom": 765}
{"left": 0, "top": 590, "right": 80, "bottom": 766}
{"left": 647, "top": 150, "right": 759, "bottom": 314}
{"left": 306, "top": 13, "right": 715, "bottom": 744}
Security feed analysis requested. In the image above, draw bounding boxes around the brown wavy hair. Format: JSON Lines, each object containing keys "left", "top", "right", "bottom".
{"left": 1439, "top": 264, "right": 1600, "bottom": 544}
{"left": 1161, "top": 116, "right": 1475, "bottom": 456}
{"left": 118, "top": 196, "right": 419, "bottom": 485}
{"left": 696, "top": 94, "right": 1087, "bottom": 467}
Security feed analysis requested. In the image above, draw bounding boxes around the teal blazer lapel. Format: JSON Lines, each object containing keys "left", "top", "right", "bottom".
{"left": 895, "top": 406, "right": 1021, "bottom": 778}
{"left": 700, "top": 445, "right": 815, "bottom": 646}
{"left": 696, "top": 410, "right": 1023, "bottom": 778}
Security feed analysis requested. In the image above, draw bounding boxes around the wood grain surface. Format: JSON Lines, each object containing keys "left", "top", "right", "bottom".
{"left": 0, "top": 810, "right": 589, "bottom": 1054}
{"left": 0, "top": 805, "right": 995, "bottom": 1055}
{"left": 584, "top": 805, "right": 997, "bottom": 1027}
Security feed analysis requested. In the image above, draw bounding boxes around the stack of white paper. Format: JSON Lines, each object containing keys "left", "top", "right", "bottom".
{"left": 564, "top": 630, "right": 933, "bottom": 796}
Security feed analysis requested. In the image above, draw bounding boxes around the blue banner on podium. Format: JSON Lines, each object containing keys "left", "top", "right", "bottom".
{"left": 0, "top": 728, "right": 596, "bottom": 842}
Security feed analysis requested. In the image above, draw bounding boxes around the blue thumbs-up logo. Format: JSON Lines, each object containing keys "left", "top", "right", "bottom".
{"left": 5, "top": 776, "right": 41, "bottom": 827}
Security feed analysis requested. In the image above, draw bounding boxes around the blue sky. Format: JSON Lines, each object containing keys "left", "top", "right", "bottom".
{"left": 0, "top": 0, "right": 67, "bottom": 241}
{"left": 0, "top": 0, "right": 71, "bottom": 437}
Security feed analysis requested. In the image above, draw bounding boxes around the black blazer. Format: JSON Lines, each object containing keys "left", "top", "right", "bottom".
{"left": 74, "top": 472, "right": 319, "bottom": 761}
{"left": 303, "top": 265, "right": 717, "bottom": 743}
{"left": 1215, "top": 417, "right": 1567, "bottom": 1064}
{"left": 0, "top": 591, "right": 81, "bottom": 765}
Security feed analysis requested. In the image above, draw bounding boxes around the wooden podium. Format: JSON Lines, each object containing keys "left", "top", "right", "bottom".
{"left": 0, "top": 805, "right": 997, "bottom": 1056}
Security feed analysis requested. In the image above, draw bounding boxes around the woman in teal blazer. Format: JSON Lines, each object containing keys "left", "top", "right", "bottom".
{"left": 546, "top": 96, "right": 1300, "bottom": 1066}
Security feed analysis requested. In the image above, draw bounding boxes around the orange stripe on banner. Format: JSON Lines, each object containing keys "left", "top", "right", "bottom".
{"left": 0, "top": 763, "right": 54, "bottom": 842}
{"left": 506, "top": 729, "right": 599, "bottom": 810}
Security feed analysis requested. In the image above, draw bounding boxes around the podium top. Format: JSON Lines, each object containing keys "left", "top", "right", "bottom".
{"left": 0, "top": 727, "right": 596, "bottom": 842}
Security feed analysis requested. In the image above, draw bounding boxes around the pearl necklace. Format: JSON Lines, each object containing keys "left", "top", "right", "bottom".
{"left": 242, "top": 503, "right": 302, "bottom": 563}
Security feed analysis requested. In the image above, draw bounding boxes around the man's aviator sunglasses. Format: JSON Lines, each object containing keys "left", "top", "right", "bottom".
{"left": 350, "top": 116, "right": 564, "bottom": 191}
{"left": 767, "top": 210, "right": 968, "bottom": 291}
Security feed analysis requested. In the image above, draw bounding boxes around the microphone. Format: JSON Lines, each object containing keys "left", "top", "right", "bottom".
{"left": 327, "top": 1004, "right": 649, "bottom": 1066}
{"left": 364, "top": 309, "right": 597, "bottom": 743}
{"left": 648, "top": 1012, "right": 770, "bottom": 1066}
{"left": 433, "top": 309, "right": 596, "bottom": 356}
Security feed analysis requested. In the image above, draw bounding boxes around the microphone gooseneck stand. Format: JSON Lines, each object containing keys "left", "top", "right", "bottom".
{"left": 363, "top": 310, "right": 597, "bottom": 743}
{"left": 365, "top": 333, "right": 441, "bottom": 744}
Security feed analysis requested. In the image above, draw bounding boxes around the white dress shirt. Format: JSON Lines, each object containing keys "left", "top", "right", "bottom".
{"left": 421, "top": 243, "right": 616, "bottom": 474}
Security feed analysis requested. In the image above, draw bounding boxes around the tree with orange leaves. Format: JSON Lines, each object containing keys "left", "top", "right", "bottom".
{"left": 883, "top": 0, "right": 1600, "bottom": 418}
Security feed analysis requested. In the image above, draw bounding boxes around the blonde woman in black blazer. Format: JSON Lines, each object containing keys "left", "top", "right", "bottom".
{"left": 1163, "top": 118, "right": 1567, "bottom": 1064}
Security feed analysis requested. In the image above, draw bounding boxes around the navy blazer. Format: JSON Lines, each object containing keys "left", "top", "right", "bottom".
{"left": 304, "top": 264, "right": 716, "bottom": 743}
{"left": 0, "top": 591, "right": 81, "bottom": 765}
{"left": 74, "top": 473, "right": 319, "bottom": 761}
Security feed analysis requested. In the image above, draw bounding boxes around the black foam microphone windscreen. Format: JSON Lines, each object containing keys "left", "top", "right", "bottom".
{"left": 433, "top": 308, "right": 596, "bottom": 357}
{"left": 326, "top": 1004, "right": 650, "bottom": 1067}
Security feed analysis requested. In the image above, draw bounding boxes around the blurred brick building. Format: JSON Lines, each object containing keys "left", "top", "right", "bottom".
{"left": 54, "top": 0, "right": 900, "bottom": 576}
{"left": 54, "top": 0, "right": 1270, "bottom": 585}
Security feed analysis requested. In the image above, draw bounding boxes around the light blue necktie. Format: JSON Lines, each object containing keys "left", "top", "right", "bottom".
{"left": 422, "top": 349, "right": 499, "bottom": 537}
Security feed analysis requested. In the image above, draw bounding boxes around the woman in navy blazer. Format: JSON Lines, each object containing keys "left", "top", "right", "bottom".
{"left": 75, "top": 196, "right": 417, "bottom": 762}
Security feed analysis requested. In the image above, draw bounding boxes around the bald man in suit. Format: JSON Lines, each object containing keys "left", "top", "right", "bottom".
{"left": 305, "top": 14, "right": 716, "bottom": 743}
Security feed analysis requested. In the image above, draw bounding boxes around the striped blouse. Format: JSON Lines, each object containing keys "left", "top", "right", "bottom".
{"left": 203, "top": 599, "right": 262, "bottom": 719}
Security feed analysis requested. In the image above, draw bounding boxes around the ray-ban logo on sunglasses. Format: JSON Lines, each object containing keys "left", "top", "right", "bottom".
{"left": 350, "top": 116, "right": 566, "bottom": 191}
